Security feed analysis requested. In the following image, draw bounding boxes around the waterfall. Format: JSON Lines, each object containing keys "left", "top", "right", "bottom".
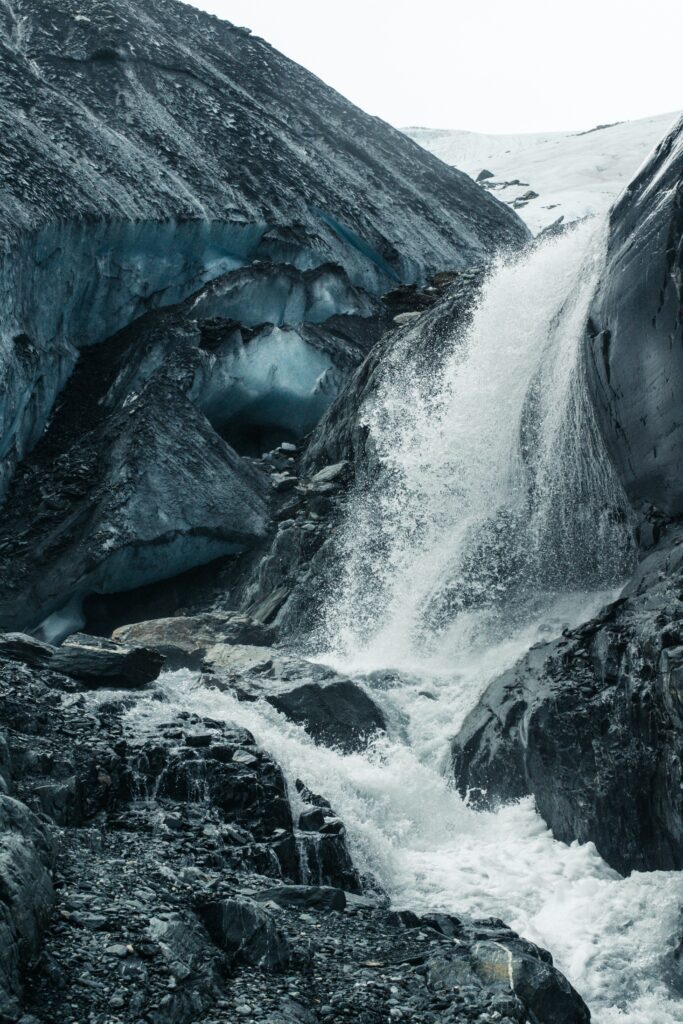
{"left": 320, "top": 218, "right": 634, "bottom": 673}
{"left": 124, "top": 219, "right": 683, "bottom": 1023}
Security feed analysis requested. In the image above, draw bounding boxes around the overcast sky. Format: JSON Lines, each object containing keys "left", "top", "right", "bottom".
{"left": 185, "top": 0, "right": 681, "bottom": 133}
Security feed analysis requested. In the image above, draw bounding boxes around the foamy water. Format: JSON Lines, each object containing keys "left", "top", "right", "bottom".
{"left": 122, "top": 663, "right": 683, "bottom": 1024}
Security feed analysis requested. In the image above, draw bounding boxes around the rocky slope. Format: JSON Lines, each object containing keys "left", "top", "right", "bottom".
{"left": 0, "top": 635, "right": 590, "bottom": 1024}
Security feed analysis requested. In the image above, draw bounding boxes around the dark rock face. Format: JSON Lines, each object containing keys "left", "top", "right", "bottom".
{"left": 0, "top": 632, "right": 163, "bottom": 687}
{"left": 585, "top": 114, "right": 683, "bottom": 516}
{"left": 198, "top": 899, "right": 291, "bottom": 971}
{"left": 452, "top": 528, "right": 683, "bottom": 874}
{"left": 268, "top": 679, "right": 386, "bottom": 754}
{"left": 0, "top": 795, "right": 56, "bottom": 1020}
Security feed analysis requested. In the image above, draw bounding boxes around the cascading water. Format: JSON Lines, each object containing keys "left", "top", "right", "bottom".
{"left": 126, "top": 220, "right": 683, "bottom": 1023}
{"left": 318, "top": 217, "right": 633, "bottom": 672}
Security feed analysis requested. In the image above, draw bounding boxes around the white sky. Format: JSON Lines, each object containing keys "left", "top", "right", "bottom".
{"left": 185, "top": 0, "right": 682, "bottom": 133}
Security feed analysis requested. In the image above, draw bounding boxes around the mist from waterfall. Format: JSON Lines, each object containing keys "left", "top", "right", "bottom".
{"left": 318, "top": 218, "right": 634, "bottom": 674}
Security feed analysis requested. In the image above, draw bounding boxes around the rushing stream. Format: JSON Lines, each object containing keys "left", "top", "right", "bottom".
{"left": 130, "top": 221, "right": 683, "bottom": 1022}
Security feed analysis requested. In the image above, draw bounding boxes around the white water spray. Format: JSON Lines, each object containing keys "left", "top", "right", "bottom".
{"left": 124, "top": 221, "right": 682, "bottom": 1023}
{"left": 319, "top": 218, "right": 633, "bottom": 673}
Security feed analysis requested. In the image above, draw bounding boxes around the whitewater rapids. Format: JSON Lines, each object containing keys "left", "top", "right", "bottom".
{"left": 130, "top": 221, "right": 683, "bottom": 1022}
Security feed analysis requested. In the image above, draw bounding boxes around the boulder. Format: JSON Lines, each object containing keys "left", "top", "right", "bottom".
{"left": 452, "top": 528, "right": 683, "bottom": 874}
{"left": 394, "top": 910, "right": 590, "bottom": 1024}
{"left": 198, "top": 899, "right": 291, "bottom": 970}
{"left": 112, "top": 613, "right": 275, "bottom": 667}
{"left": 254, "top": 885, "right": 346, "bottom": 912}
{"left": 0, "top": 632, "right": 163, "bottom": 688}
{"left": 268, "top": 679, "right": 386, "bottom": 754}
{"left": 202, "top": 645, "right": 386, "bottom": 752}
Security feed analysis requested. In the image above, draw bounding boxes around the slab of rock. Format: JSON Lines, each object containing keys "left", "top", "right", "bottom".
{"left": 0, "top": 632, "right": 163, "bottom": 688}
{"left": 113, "top": 613, "right": 275, "bottom": 667}
{"left": 255, "top": 885, "right": 346, "bottom": 912}
{"left": 198, "top": 898, "right": 291, "bottom": 970}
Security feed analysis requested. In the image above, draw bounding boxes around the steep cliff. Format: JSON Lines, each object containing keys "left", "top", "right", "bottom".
{"left": 585, "top": 114, "right": 683, "bottom": 517}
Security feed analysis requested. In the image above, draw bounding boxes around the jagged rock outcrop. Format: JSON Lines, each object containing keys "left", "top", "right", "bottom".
{"left": 301, "top": 268, "right": 487, "bottom": 474}
{"left": 451, "top": 527, "right": 683, "bottom": 874}
{"left": 585, "top": 114, "right": 683, "bottom": 517}
{"left": 0, "top": 0, "right": 529, "bottom": 504}
{"left": 0, "top": 631, "right": 163, "bottom": 687}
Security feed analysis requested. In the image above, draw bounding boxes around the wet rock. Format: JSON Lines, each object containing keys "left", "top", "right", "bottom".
{"left": 198, "top": 899, "right": 292, "bottom": 970}
{"left": 255, "top": 885, "right": 347, "bottom": 912}
{"left": 452, "top": 528, "right": 683, "bottom": 874}
{"left": 112, "top": 613, "right": 275, "bottom": 668}
{"left": 268, "top": 679, "right": 386, "bottom": 753}
{"left": 0, "top": 796, "right": 56, "bottom": 1020}
{"left": 0, "top": 632, "right": 163, "bottom": 688}
{"left": 585, "top": 114, "right": 683, "bottom": 516}
{"left": 201, "top": 644, "right": 386, "bottom": 752}
{"left": 298, "top": 806, "right": 326, "bottom": 832}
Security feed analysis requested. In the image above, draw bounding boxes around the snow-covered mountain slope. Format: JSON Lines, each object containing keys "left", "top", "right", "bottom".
{"left": 405, "top": 112, "right": 681, "bottom": 234}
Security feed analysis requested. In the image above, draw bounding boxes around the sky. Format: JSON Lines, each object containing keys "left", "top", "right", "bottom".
{"left": 185, "top": 0, "right": 682, "bottom": 134}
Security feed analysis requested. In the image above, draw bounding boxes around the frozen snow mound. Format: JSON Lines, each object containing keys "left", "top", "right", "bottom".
{"left": 405, "top": 112, "right": 681, "bottom": 234}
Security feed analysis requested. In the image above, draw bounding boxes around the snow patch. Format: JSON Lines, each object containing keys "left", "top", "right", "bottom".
{"left": 405, "top": 112, "right": 681, "bottom": 234}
